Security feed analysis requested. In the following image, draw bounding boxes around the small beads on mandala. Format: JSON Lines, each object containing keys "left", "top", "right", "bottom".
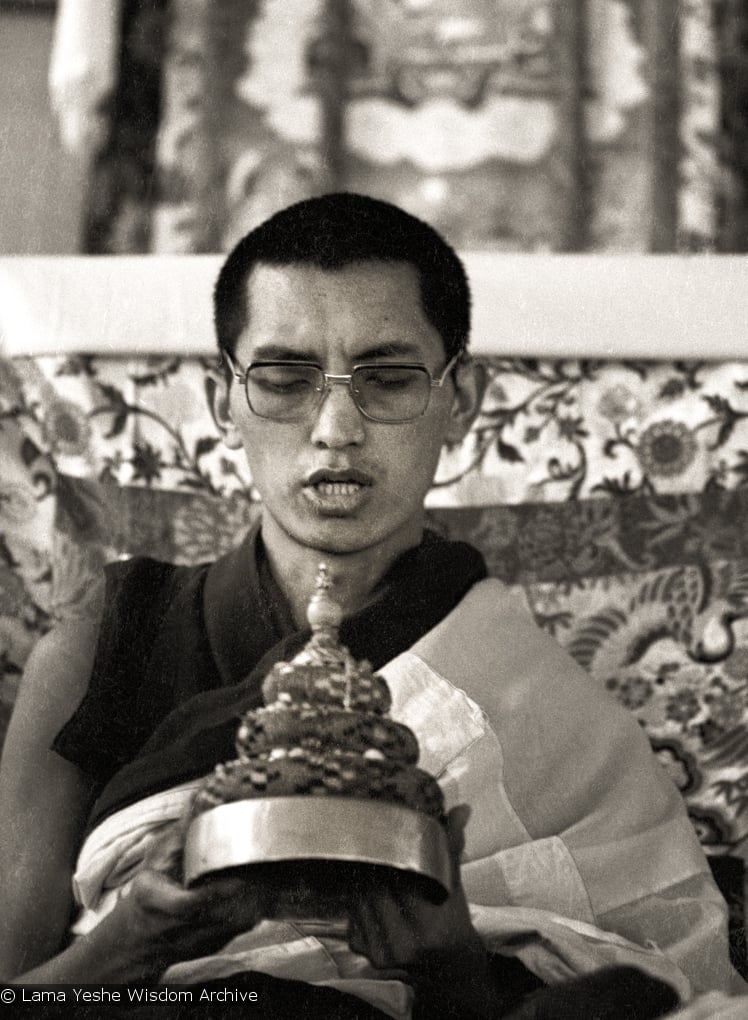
{"left": 194, "top": 598, "right": 444, "bottom": 825}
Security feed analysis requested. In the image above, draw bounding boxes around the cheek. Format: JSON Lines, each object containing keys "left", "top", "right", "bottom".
{"left": 387, "top": 422, "right": 445, "bottom": 487}
{"left": 234, "top": 421, "right": 297, "bottom": 488}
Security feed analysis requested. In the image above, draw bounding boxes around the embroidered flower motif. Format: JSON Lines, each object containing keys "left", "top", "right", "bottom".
{"left": 556, "top": 415, "right": 588, "bottom": 442}
{"left": 43, "top": 399, "right": 91, "bottom": 457}
{"left": 650, "top": 737, "right": 701, "bottom": 795}
{"left": 665, "top": 687, "right": 701, "bottom": 724}
{"left": 597, "top": 384, "right": 641, "bottom": 424}
{"left": 636, "top": 420, "right": 698, "bottom": 479}
{"left": 606, "top": 673, "right": 653, "bottom": 710}
{"left": 130, "top": 441, "right": 165, "bottom": 485}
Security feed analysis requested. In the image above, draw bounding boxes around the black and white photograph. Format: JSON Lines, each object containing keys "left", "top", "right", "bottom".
{"left": 1, "top": 1, "right": 747, "bottom": 1016}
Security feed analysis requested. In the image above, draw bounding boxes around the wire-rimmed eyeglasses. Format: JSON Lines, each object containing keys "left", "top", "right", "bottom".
{"left": 221, "top": 349, "right": 463, "bottom": 424}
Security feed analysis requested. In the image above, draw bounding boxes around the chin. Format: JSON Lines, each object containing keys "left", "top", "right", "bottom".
{"left": 295, "top": 516, "right": 410, "bottom": 558}
{"left": 300, "top": 528, "right": 379, "bottom": 557}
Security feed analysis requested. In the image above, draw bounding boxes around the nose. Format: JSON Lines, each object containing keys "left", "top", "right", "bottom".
{"left": 310, "top": 379, "right": 366, "bottom": 448}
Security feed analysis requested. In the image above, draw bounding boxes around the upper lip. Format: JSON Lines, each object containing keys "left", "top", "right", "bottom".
{"left": 304, "top": 468, "right": 373, "bottom": 486}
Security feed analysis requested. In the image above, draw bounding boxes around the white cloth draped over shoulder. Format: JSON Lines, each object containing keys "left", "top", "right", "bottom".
{"left": 71, "top": 579, "right": 739, "bottom": 1016}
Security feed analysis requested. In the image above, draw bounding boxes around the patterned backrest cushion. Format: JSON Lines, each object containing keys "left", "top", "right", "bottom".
{"left": 2, "top": 352, "right": 748, "bottom": 856}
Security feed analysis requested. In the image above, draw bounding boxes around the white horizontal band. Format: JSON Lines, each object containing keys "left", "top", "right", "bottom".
{"left": 1, "top": 253, "right": 745, "bottom": 360}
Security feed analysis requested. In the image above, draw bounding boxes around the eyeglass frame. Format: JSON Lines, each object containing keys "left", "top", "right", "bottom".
{"left": 220, "top": 347, "right": 465, "bottom": 424}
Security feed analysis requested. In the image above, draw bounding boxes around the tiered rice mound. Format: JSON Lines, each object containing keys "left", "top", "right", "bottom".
{"left": 190, "top": 568, "right": 445, "bottom": 823}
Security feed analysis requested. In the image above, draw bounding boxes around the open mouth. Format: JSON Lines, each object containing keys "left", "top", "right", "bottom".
{"left": 311, "top": 481, "right": 365, "bottom": 496}
{"left": 303, "top": 469, "right": 373, "bottom": 512}
{"left": 305, "top": 469, "right": 373, "bottom": 490}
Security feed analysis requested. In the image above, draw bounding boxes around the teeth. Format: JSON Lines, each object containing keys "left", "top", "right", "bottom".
{"left": 314, "top": 482, "right": 362, "bottom": 495}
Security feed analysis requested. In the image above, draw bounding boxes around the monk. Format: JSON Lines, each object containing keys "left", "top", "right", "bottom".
{"left": 0, "top": 194, "right": 739, "bottom": 1018}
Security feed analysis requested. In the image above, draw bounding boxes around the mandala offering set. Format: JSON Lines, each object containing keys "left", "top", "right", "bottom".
{"left": 182, "top": 565, "right": 452, "bottom": 915}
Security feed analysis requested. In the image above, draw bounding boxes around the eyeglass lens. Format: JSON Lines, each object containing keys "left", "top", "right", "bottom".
{"left": 245, "top": 364, "right": 432, "bottom": 422}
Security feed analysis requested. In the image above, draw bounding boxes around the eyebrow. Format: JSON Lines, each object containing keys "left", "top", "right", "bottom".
{"left": 250, "top": 344, "right": 319, "bottom": 362}
{"left": 247, "top": 342, "right": 426, "bottom": 363}
{"left": 249, "top": 341, "right": 426, "bottom": 363}
{"left": 355, "top": 342, "right": 424, "bottom": 361}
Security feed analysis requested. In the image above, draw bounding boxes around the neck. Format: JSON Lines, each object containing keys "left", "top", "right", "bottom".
{"left": 259, "top": 515, "right": 426, "bottom": 627}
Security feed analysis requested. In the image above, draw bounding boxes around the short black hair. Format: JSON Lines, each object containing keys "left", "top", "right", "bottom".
{"left": 213, "top": 192, "right": 470, "bottom": 361}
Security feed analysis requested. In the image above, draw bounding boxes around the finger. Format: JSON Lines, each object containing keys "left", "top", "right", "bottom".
{"left": 132, "top": 869, "right": 258, "bottom": 928}
{"left": 360, "top": 887, "right": 430, "bottom": 969}
{"left": 193, "top": 874, "right": 252, "bottom": 901}
{"left": 129, "top": 869, "right": 201, "bottom": 918}
{"left": 351, "top": 896, "right": 398, "bottom": 969}
{"left": 143, "top": 837, "right": 182, "bottom": 875}
{"left": 178, "top": 876, "right": 265, "bottom": 939}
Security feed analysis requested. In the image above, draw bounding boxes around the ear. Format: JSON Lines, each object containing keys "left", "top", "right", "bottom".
{"left": 206, "top": 368, "right": 243, "bottom": 450}
{"left": 443, "top": 358, "right": 486, "bottom": 446}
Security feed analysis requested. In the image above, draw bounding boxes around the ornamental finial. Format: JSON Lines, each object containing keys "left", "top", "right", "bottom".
{"left": 306, "top": 562, "right": 343, "bottom": 632}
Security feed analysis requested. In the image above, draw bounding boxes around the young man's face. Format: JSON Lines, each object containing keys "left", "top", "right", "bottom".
{"left": 218, "top": 260, "right": 481, "bottom": 561}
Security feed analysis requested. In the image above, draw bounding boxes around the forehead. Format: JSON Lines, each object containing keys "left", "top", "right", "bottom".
{"left": 238, "top": 260, "right": 443, "bottom": 361}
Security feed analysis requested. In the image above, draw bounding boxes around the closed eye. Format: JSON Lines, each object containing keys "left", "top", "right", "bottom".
{"left": 249, "top": 366, "right": 319, "bottom": 394}
{"left": 355, "top": 367, "right": 424, "bottom": 390}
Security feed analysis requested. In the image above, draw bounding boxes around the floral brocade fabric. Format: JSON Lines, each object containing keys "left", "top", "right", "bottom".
{"left": 3, "top": 353, "right": 748, "bottom": 855}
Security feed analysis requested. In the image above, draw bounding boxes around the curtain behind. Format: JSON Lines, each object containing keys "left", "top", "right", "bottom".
{"left": 73, "top": 0, "right": 744, "bottom": 255}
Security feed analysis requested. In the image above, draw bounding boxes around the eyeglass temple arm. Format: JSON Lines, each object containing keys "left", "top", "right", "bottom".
{"left": 221, "top": 348, "right": 245, "bottom": 380}
{"left": 433, "top": 350, "right": 467, "bottom": 387}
